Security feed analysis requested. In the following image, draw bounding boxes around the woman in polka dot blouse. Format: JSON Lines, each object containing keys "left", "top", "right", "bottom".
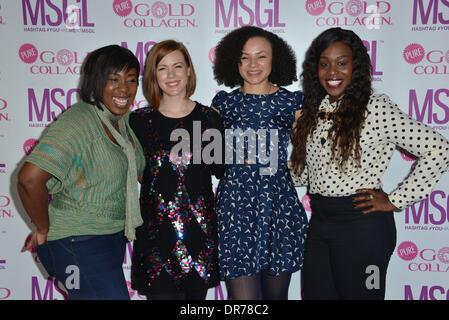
{"left": 290, "top": 27, "right": 449, "bottom": 300}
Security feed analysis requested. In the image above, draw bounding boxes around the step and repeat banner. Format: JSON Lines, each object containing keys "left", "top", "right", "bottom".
{"left": 0, "top": 0, "right": 448, "bottom": 300}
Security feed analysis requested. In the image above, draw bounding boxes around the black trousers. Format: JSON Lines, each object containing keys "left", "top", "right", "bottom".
{"left": 302, "top": 193, "right": 396, "bottom": 300}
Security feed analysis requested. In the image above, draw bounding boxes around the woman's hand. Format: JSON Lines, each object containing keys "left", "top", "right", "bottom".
{"left": 24, "top": 230, "right": 48, "bottom": 251}
{"left": 292, "top": 110, "right": 302, "bottom": 129}
{"left": 353, "top": 188, "right": 398, "bottom": 214}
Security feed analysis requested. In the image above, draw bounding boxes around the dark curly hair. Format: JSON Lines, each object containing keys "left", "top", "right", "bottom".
{"left": 291, "top": 27, "right": 372, "bottom": 175}
{"left": 213, "top": 26, "right": 297, "bottom": 87}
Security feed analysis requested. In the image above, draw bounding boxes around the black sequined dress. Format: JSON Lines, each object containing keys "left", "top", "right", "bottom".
{"left": 129, "top": 103, "right": 223, "bottom": 295}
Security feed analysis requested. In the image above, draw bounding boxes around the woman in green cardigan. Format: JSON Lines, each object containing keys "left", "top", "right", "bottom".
{"left": 17, "top": 45, "right": 145, "bottom": 300}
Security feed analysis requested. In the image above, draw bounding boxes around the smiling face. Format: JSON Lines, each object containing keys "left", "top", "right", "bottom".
{"left": 318, "top": 41, "right": 353, "bottom": 104}
{"left": 156, "top": 49, "right": 190, "bottom": 99}
{"left": 102, "top": 68, "right": 138, "bottom": 116}
{"left": 238, "top": 36, "right": 273, "bottom": 93}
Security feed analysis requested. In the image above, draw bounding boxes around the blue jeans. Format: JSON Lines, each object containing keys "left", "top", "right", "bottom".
{"left": 36, "top": 231, "right": 130, "bottom": 300}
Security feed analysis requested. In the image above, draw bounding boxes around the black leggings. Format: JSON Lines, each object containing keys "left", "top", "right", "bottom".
{"left": 302, "top": 193, "right": 396, "bottom": 300}
{"left": 226, "top": 271, "right": 292, "bottom": 300}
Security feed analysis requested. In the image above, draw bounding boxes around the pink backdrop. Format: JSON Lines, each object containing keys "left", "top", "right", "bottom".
{"left": 0, "top": 0, "right": 448, "bottom": 300}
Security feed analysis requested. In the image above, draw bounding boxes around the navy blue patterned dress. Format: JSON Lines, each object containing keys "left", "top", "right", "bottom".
{"left": 212, "top": 88, "right": 308, "bottom": 280}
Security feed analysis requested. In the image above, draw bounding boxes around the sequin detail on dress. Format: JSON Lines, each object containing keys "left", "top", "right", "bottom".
{"left": 130, "top": 104, "right": 221, "bottom": 294}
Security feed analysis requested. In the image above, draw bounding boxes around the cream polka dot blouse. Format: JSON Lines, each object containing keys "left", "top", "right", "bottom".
{"left": 291, "top": 93, "right": 449, "bottom": 210}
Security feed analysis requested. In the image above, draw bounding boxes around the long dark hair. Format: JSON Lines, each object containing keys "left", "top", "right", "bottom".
{"left": 291, "top": 27, "right": 372, "bottom": 175}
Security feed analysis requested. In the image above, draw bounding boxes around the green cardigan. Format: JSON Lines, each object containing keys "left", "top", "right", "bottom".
{"left": 26, "top": 101, "right": 145, "bottom": 241}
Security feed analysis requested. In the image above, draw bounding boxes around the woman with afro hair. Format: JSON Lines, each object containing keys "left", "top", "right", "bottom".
{"left": 211, "top": 26, "right": 308, "bottom": 300}
{"left": 290, "top": 27, "right": 449, "bottom": 299}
